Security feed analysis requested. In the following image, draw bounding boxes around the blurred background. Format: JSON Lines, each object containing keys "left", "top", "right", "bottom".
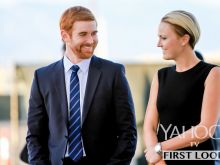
{"left": 0, "top": 0, "right": 220, "bottom": 164}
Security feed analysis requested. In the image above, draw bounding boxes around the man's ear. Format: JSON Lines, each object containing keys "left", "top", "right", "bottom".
{"left": 61, "top": 30, "right": 70, "bottom": 43}
{"left": 181, "top": 34, "right": 190, "bottom": 46}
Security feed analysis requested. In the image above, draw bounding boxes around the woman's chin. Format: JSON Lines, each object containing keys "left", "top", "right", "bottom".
{"left": 163, "top": 55, "right": 169, "bottom": 60}
{"left": 163, "top": 54, "right": 173, "bottom": 60}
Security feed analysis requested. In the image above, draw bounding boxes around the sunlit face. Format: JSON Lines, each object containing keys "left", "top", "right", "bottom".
{"left": 65, "top": 21, "right": 98, "bottom": 59}
{"left": 157, "top": 22, "right": 184, "bottom": 60}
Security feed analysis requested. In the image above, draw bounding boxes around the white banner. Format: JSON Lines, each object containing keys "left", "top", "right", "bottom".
{"left": 163, "top": 151, "right": 220, "bottom": 160}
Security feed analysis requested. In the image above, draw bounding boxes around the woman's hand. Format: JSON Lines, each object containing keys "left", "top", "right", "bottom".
{"left": 144, "top": 147, "right": 162, "bottom": 164}
{"left": 155, "top": 159, "right": 167, "bottom": 165}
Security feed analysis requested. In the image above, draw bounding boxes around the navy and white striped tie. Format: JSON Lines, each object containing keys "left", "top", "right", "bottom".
{"left": 68, "top": 65, "right": 83, "bottom": 161}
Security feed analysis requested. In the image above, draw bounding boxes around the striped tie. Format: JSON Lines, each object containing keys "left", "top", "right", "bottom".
{"left": 68, "top": 65, "right": 83, "bottom": 161}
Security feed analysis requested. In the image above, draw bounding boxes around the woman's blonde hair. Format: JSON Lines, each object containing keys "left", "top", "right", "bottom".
{"left": 161, "top": 10, "right": 200, "bottom": 49}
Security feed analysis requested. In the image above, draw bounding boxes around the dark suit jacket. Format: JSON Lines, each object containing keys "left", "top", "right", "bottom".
{"left": 26, "top": 56, "right": 137, "bottom": 165}
{"left": 20, "top": 144, "right": 28, "bottom": 163}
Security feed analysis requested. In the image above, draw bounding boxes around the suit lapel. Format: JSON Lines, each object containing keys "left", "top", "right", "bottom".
{"left": 51, "top": 59, "right": 68, "bottom": 126}
{"left": 82, "top": 56, "right": 101, "bottom": 125}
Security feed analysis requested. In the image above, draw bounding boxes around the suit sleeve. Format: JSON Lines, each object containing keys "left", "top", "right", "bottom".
{"left": 26, "top": 71, "right": 50, "bottom": 165}
{"left": 107, "top": 65, "right": 137, "bottom": 165}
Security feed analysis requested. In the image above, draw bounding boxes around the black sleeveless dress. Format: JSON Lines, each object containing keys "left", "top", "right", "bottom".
{"left": 157, "top": 61, "right": 216, "bottom": 165}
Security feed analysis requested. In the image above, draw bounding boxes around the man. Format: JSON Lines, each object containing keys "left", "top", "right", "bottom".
{"left": 26, "top": 6, "right": 137, "bottom": 165}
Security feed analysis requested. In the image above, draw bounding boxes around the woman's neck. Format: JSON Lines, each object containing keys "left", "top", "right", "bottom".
{"left": 175, "top": 50, "right": 200, "bottom": 72}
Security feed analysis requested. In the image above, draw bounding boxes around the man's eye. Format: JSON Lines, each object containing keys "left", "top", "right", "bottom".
{"left": 92, "top": 31, "right": 98, "bottom": 36}
{"left": 79, "top": 33, "right": 86, "bottom": 36}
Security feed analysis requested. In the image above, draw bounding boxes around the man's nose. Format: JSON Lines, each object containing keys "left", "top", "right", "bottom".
{"left": 86, "top": 35, "right": 94, "bottom": 44}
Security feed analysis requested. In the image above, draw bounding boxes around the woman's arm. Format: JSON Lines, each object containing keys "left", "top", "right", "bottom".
{"left": 143, "top": 72, "right": 162, "bottom": 163}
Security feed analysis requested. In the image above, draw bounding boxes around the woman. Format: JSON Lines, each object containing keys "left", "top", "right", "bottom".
{"left": 143, "top": 10, "right": 220, "bottom": 165}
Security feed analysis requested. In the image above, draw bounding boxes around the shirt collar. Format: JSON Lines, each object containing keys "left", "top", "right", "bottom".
{"left": 63, "top": 54, "right": 91, "bottom": 73}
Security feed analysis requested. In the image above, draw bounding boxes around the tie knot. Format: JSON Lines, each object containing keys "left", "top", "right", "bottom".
{"left": 71, "top": 65, "right": 80, "bottom": 72}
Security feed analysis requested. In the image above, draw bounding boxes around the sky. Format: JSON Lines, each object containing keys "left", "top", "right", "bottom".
{"left": 1, "top": 0, "right": 220, "bottom": 64}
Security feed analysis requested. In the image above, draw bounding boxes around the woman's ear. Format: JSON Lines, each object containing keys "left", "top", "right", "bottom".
{"left": 181, "top": 34, "right": 190, "bottom": 46}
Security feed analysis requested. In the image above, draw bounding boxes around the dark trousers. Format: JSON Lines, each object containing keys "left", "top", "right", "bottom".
{"left": 63, "top": 157, "right": 88, "bottom": 165}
